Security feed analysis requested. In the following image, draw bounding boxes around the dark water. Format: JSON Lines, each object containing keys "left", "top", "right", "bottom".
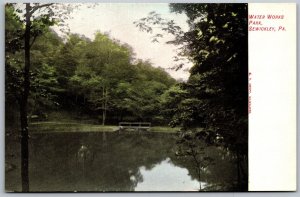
{"left": 25, "top": 132, "right": 239, "bottom": 192}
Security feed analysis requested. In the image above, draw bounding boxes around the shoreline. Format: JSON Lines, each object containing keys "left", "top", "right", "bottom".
{"left": 27, "top": 121, "right": 180, "bottom": 133}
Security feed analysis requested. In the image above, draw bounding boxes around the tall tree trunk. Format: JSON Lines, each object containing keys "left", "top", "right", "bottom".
{"left": 20, "top": 3, "right": 31, "bottom": 192}
{"left": 104, "top": 88, "right": 108, "bottom": 123}
{"left": 102, "top": 87, "right": 108, "bottom": 126}
{"left": 102, "top": 87, "right": 105, "bottom": 126}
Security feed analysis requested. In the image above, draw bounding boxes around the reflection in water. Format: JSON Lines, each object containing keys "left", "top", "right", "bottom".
{"left": 25, "top": 132, "right": 239, "bottom": 192}
{"left": 76, "top": 145, "right": 93, "bottom": 176}
{"left": 135, "top": 158, "right": 204, "bottom": 191}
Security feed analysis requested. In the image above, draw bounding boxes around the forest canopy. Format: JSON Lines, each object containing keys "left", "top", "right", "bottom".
{"left": 5, "top": 4, "right": 176, "bottom": 127}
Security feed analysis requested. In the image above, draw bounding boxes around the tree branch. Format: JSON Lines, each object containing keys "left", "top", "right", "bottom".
{"left": 29, "top": 3, "right": 54, "bottom": 16}
{"left": 29, "top": 34, "right": 38, "bottom": 49}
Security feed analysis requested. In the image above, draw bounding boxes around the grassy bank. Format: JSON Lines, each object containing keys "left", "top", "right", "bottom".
{"left": 29, "top": 122, "right": 117, "bottom": 133}
{"left": 29, "top": 121, "right": 180, "bottom": 133}
{"left": 151, "top": 126, "right": 180, "bottom": 133}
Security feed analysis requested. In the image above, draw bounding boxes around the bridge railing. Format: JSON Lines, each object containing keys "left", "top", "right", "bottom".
{"left": 118, "top": 122, "right": 151, "bottom": 131}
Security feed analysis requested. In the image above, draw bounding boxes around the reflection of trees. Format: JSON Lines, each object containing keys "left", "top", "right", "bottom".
{"left": 27, "top": 132, "right": 239, "bottom": 191}
{"left": 170, "top": 140, "right": 239, "bottom": 191}
{"left": 129, "top": 169, "right": 143, "bottom": 190}
{"left": 28, "top": 132, "right": 178, "bottom": 191}
{"left": 173, "top": 131, "right": 215, "bottom": 191}
{"left": 90, "top": 132, "right": 179, "bottom": 191}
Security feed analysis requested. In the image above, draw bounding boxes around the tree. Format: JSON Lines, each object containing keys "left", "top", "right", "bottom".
{"left": 170, "top": 5, "right": 248, "bottom": 189}
{"left": 6, "top": 3, "right": 75, "bottom": 191}
{"left": 135, "top": 4, "right": 248, "bottom": 190}
{"left": 75, "top": 32, "right": 133, "bottom": 125}
{"left": 65, "top": 32, "right": 176, "bottom": 125}
{"left": 55, "top": 34, "right": 89, "bottom": 90}
{"left": 66, "top": 32, "right": 176, "bottom": 125}
{"left": 23, "top": 4, "right": 49, "bottom": 191}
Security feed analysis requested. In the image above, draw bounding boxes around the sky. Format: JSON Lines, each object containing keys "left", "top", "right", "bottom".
{"left": 52, "top": 3, "right": 192, "bottom": 80}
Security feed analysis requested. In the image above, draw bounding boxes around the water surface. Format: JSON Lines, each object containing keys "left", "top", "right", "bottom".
{"left": 8, "top": 132, "right": 238, "bottom": 191}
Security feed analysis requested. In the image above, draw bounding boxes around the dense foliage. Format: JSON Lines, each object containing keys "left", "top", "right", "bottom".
{"left": 170, "top": 3, "right": 248, "bottom": 158}
{"left": 135, "top": 3, "right": 248, "bottom": 190}
{"left": 5, "top": 6, "right": 176, "bottom": 128}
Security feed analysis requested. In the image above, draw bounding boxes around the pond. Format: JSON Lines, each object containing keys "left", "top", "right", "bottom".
{"left": 7, "top": 132, "right": 240, "bottom": 192}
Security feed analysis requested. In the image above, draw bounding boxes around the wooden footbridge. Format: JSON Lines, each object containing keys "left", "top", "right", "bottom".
{"left": 118, "top": 122, "right": 151, "bottom": 132}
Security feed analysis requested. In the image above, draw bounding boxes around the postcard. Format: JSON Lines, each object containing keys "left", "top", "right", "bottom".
{"left": 4, "top": 2, "right": 296, "bottom": 192}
